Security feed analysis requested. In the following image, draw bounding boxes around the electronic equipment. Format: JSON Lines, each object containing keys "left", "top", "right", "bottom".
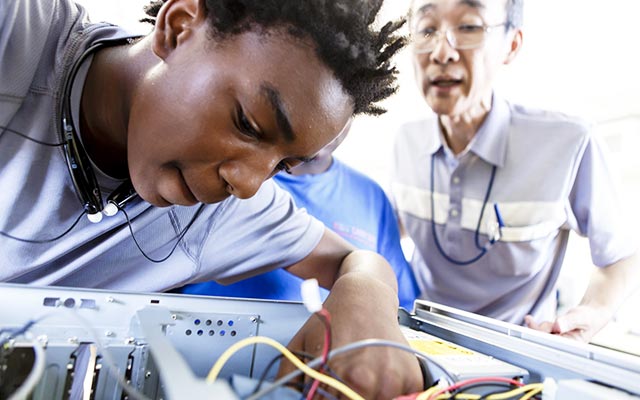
{"left": 400, "top": 325, "right": 528, "bottom": 383}
{"left": 402, "top": 301, "right": 640, "bottom": 399}
{"left": 2, "top": 283, "right": 640, "bottom": 399}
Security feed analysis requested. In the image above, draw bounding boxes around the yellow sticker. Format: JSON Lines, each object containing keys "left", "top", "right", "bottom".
{"left": 408, "top": 339, "right": 476, "bottom": 356}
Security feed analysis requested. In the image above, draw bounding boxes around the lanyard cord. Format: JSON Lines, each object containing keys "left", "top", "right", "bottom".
{"left": 430, "top": 154, "right": 498, "bottom": 266}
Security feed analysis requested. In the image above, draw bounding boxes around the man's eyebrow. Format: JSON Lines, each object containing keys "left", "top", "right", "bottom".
{"left": 415, "top": 3, "right": 435, "bottom": 16}
{"left": 459, "top": 0, "right": 485, "bottom": 9}
{"left": 260, "top": 84, "right": 295, "bottom": 143}
{"left": 415, "top": 0, "right": 484, "bottom": 16}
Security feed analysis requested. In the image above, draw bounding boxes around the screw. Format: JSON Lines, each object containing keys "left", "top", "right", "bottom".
{"left": 145, "top": 371, "right": 152, "bottom": 379}
{"left": 250, "top": 316, "right": 257, "bottom": 323}
{"left": 36, "top": 335, "right": 49, "bottom": 347}
{"left": 171, "top": 314, "right": 177, "bottom": 320}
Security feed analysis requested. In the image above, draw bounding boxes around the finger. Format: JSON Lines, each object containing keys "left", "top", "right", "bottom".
{"left": 524, "top": 315, "right": 554, "bottom": 333}
{"left": 553, "top": 312, "right": 586, "bottom": 334}
{"left": 560, "top": 330, "right": 582, "bottom": 340}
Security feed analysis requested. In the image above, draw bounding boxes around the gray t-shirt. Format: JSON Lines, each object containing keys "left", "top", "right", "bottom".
{"left": 0, "top": 0, "right": 324, "bottom": 291}
{"left": 391, "top": 95, "right": 636, "bottom": 324}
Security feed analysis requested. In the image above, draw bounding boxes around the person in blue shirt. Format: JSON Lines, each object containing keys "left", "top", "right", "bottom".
{"left": 177, "top": 120, "right": 419, "bottom": 310}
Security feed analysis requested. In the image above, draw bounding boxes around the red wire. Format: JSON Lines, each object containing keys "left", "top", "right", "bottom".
{"left": 306, "top": 308, "right": 332, "bottom": 400}
{"left": 427, "top": 376, "right": 523, "bottom": 400}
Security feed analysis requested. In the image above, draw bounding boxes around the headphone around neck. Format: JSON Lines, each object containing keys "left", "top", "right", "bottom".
{"left": 60, "top": 39, "right": 138, "bottom": 223}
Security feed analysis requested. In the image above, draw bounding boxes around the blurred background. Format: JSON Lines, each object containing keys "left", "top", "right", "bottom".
{"left": 76, "top": 0, "right": 640, "bottom": 351}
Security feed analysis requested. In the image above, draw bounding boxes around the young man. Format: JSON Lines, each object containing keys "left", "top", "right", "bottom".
{"left": 0, "top": 0, "right": 423, "bottom": 397}
{"left": 391, "top": 0, "right": 639, "bottom": 342}
{"left": 177, "top": 120, "right": 420, "bottom": 310}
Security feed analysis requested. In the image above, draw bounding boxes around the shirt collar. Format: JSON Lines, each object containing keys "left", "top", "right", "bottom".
{"left": 470, "top": 94, "right": 510, "bottom": 168}
{"left": 426, "top": 93, "right": 511, "bottom": 168}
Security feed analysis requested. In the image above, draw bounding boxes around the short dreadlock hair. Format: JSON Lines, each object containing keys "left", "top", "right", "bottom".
{"left": 141, "top": 0, "right": 406, "bottom": 115}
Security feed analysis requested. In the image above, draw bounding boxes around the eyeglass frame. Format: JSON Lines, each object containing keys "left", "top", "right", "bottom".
{"left": 411, "top": 22, "right": 508, "bottom": 54}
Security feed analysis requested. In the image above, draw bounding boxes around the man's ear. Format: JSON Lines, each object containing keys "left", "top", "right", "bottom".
{"left": 503, "top": 28, "right": 523, "bottom": 65}
{"left": 151, "top": 0, "right": 206, "bottom": 60}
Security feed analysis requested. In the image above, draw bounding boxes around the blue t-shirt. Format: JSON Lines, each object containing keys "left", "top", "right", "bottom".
{"left": 178, "top": 158, "right": 419, "bottom": 310}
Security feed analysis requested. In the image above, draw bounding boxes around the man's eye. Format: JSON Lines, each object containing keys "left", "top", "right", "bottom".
{"left": 235, "top": 107, "right": 260, "bottom": 139}
{"left": 417, "top": 27, "right": 437, "bottom": 38}
{"left": 457, "top": 24, "right": 484, "bottom": 33}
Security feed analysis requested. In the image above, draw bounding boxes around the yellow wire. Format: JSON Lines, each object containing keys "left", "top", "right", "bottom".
{"left": 486, "top": 383, "right": 544, "bottom": 400}
{"left": 432, "top": 394, "right": 479, "bottom": 399}
{"left": 452, "top": 395, "right": 479, "bottom": 399}
{"left": 431, "top": 383, "right": 545, "bottom": 400}
{"left": 517, "top": 387, "right": 543, "bottom": 400}
{"left": 205, "top": 335, "right": 365, "bottom": 400}
{"left": 417, "top": 384, "right": 443, "bottom": 400}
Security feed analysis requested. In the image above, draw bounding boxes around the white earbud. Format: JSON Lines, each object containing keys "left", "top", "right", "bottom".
{"left": 87, "top": 212, "right": 103, "bottom": 223}
{"left": 102, "top": 202, "right": 119, "bottom": 217}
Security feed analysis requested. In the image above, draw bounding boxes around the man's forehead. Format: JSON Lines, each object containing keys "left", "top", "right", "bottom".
{"left": 412, "top": 0, "right": 506, "bottom": 16}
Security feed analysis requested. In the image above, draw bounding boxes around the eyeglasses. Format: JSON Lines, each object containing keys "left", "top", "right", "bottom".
{"left": 412, "top": 23, "right": 507, "bottom": 53}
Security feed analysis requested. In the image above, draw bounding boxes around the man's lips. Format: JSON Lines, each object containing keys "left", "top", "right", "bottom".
{"left": 430, "top": 76, "right": 463, "bottom": 87}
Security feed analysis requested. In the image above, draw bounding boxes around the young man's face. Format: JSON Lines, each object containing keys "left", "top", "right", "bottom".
{"left": 127, "top": 29, "right": 352, "bottom": 206}
{"left": 410, "top": 0, "right": 516, "bottom": 117}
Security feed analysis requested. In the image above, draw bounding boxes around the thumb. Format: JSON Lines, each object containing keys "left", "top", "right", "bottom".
{"left": 524, "top": 314, "right": 555, "bottom": 333}
{"left": 553, "top": 312, "right": 580, "bottom": 334}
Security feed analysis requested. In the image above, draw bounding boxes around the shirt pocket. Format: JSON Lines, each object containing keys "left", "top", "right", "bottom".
{"left": 484, "top": 201, "right": 567, "bottom": 277}
{"left": 495, "top": 201, "right": 566, "bottom": 243}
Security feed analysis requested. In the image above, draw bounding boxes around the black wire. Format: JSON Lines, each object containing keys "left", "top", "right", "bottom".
{"left": 447, "top": 382, "right": 512, "bottom": 398}
{"left": 250, "top": 349, "right": 346, "bottom": 398}
{"left": 252, "top": 353, "right": 286, "bottom": 395}
{"left": 0, "top": 125, "right": 65, "bottom": 146}
{"left": 0, "top": 125, "right": 89, "bottom": 242}
{"left": 251, "top": 350, "right": 312, "bottom": 395}
{"left": 120, "top": 203, "right": 205, "bottom": 263}
{"left": 0, "top": 210, "right": 86, "bottom": 243}
{"left": 0, "top": 319, "right": 39, "bottom": 347}
{"left": 314, "top": 387, "right": 339, "bottom": 400}
{"left": 430, "top": 154, "right": 498, "bottom": 265}
{"left": 475, "top": 384, "right": 533, "bottom": 400}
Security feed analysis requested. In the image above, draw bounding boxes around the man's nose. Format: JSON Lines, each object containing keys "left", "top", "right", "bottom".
{"left": 429, "top": 30, "right": 460, "bottom": 64}
{"left": 221, "top": 157, "right": 280, "bottom": 200}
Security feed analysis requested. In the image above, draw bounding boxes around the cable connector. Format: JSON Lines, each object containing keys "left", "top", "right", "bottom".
{"left": 301, "top": 279, "right": 323, "bottom": 313}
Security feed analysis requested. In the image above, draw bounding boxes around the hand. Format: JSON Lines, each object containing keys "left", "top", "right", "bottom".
{"left": 524, "top": 304, "right": 612, "bottom": 342}
{"left": 277, "top": 275, "right": 423, "bottom": 399}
